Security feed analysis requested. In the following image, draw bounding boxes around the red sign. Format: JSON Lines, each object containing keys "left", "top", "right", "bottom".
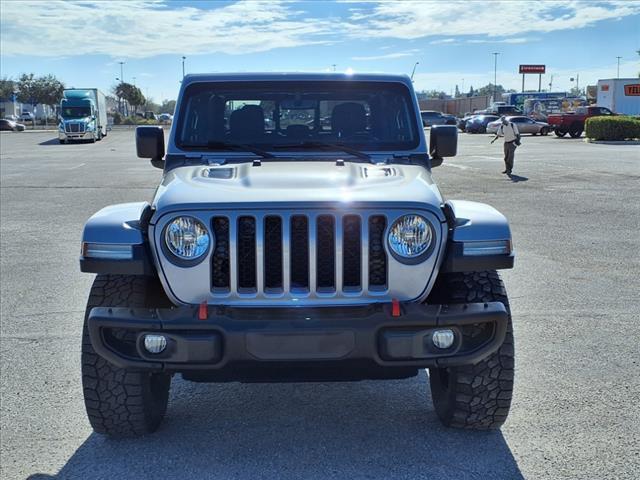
{"left": 624, "top": 84, "right": 640, "bottom": 96}
{"left": 519, "top": 64, "right": 546, "bottom": 74}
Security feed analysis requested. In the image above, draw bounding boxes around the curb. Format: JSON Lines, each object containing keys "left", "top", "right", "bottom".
{"left": 584, "top": 138, "right": 640, "bottom": 145}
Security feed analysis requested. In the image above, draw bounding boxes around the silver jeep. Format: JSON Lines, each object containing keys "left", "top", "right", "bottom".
{"left": 80, "top": 73, "right": 515, "bottom": 437}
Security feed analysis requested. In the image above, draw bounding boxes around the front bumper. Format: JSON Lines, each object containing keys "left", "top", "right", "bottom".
{"left": 88, "top": 302, "right": 508, "bottom": 379}
{"left": 59, "top": 131, "right": 95, "bottom": 141}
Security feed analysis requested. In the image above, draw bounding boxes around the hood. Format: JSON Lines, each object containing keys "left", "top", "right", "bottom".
{"left": 152, "top": 161, "right": 444, "bottom": 219}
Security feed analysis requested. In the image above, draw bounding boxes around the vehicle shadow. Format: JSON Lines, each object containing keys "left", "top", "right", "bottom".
{"left": 508, "top": 174, "right": 528, "bottom": 183}
{"left": 26, "top": 372, "right": 523, "bottom": 480}
{"left": 38, "top": 138, "right": 62, "bottom": 146}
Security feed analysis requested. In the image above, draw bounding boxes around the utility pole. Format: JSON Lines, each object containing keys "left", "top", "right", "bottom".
{"left": 616, "top": 56, "right": 622, "bottom": 78}
{"left": 119, "top": 62, "right": 124, "bottom": 83}
{"left": 492, "top": 52, "right": 500, "bottom": 101}
{"left": 548, "top": 74, "right": 554, "bottom": 91}
{"left": 182, "top": 56, "right": 186, "bottom": 79}
{"left": 410, "top": 62, "right": 419, "bottom": 81}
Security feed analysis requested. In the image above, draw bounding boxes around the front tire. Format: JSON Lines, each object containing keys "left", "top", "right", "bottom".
{"left": 428, "top": 271, "right": 514, "bottom": 430}
{"left": 555, "top": 129, "right": 567, "bottom": 137}
{"left": 81, "top": 275, "right": 171, "bottom": 437}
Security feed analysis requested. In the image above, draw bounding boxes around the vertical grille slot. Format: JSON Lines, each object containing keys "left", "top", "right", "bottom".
{"left": 368, "top": 215, "right": 387, "bottom": 289}
{"left": 290, "top": 216, "right": 309, "bottom": 291}
{"left": 342, "top": 215, "right": 361, "bottom": 290}
{"left": 237, "top": 216, "right": 257, "bottom": 292}
{"left": 264, "top": 216, "right": 283, "bottom": 292}
{"left": 316, "top": 215, "right": 336, "bottom": 291}
{"left": 211, "top": 217, "right": 230, "bottom": 291}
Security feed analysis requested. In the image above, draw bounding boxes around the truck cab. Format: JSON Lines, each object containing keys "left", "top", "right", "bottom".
{"left": 79, "top": 73, "right": 515, "bottom": 437}
{"left": 58, "top": 89, "right": 107, "bottom": 143}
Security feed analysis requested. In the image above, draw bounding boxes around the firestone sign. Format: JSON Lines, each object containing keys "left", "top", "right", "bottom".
{"left": 519, "top": 65, "right": 546, "bottom": 74}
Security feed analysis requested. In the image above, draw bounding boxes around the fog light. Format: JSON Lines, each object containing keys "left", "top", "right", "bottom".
{"left": 432, "top": 329, "right": 455, "bottom": 349}
{"left": 143, "top": 334, "right": 167, "bottom": 354}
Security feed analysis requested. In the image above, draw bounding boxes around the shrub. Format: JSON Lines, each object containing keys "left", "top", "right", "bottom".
{"left": 585, "top": 116, "right": 640, "bottom": 141}
{"left": 111, "top": 112, "right": 122, "bottom": 125}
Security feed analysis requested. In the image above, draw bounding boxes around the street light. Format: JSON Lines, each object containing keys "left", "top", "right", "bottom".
{"left": 410, "top": 61, "right": 419, "bottom": 81}
{"left": 118, "top": 61, "right": 124, "bottom": 83}
{"left": 492, "top": 52, "right": 500, "bottom": 101}
{"left": 616, "top": 56, "right": 622, "bottom": 78}
{"left": 182, "top": 56, "right": 186, "bottom": 79}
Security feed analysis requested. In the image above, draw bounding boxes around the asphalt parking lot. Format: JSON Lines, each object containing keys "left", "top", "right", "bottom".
{"left": 1, "top": 129, "right": 639, "bottom": 480}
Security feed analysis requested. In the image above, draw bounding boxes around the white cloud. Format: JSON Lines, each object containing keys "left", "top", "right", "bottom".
{"left": 352, "top": 49, "right": 419, "bottom": 61}
{"left": 0, "top": 0, "right": 336, "bottom": 58}
{"left": 346, "top": 1, "right": 640, "bottom": 39}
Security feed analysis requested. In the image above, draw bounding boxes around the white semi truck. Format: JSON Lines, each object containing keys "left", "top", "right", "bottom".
{"left": 596, "top": 79, "right": 640, "bottom": 116}
{"left": 58, "top": 89, "right": 107, "bottom": 143}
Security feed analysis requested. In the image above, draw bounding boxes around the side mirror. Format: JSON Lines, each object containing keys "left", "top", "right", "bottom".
{"left": 136, "top": 126, "right": 165, "bottom": 169}
{"left": 429, "top": 125, "right": 457, "bottom": 167}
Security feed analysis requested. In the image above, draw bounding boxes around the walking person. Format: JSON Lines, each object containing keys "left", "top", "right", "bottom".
{"left": 491, "top": 116, "right": 521, "bottom": 174}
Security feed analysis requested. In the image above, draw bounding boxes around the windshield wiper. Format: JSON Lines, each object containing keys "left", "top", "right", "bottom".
{"left": 273, "top": 141, "right": 371, "bottom": 160}
{"left": 182, "top": 141, "right": 275, "bottom": 159}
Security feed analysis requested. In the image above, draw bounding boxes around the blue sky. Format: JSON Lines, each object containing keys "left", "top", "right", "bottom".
{"left": 1, "top": 0, "right": 639, "bottom": 103}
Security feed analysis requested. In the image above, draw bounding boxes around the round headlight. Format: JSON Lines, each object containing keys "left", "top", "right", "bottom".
{"left": 164, "top": 216, "right": 211, "bottom": 261}
{"left": 388, "top": 215, "right": 433, "bottom": 259}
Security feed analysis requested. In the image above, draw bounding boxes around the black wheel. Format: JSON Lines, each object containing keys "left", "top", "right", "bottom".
{"left": 541, "top": 127, "right": 549, "bottom": 136}
{"left": 81, "top": 274, "right": 172, "bottom": 437}
{"left": 569, "top": 124, "right": 583, "bottom": 138}
{"left": 427, "top": 271, "right": 514, "bottom": 430}
{"left": 555, "top": 129, "right": 567, "bottom": 137}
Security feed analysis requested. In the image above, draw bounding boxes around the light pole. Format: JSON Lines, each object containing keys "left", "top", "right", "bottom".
{"left": 492, "top": 52, "right": 500, "bottom": 101}
{"left": 182, "top": 56, "right": 186, "bottom": 79}
{"left": 118, "top": 62, "right": 124, "bottom": 83}
{"left": 616, "top": 56, "right": 622, "bottom": 78}
{"left": 410, "top": 61, "right": 419, "bottom": 81}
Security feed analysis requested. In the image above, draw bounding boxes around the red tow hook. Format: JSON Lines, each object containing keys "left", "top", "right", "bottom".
{"left": 198, "top": 301, "right": 208, "bottom": 321}
{"left": 391, "top": 298, "right": 401, "bottom": 318}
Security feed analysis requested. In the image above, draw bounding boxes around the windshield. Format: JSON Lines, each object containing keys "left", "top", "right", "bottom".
{"left": 177, "top": 81, "right": 419, "bottom": 152}
{"left": 61, "top": 106, "right": 91, "bottom": 119}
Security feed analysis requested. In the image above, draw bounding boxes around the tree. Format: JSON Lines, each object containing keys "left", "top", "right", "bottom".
{"left": 15, "top": 73, "right": 65, "bottom": 124}
{"left": 160, "top": 99, "right": 176, "bottom": 114}
{"left": 454, "top": 84, "right": 460, "bottom": 98}
{"left": 0, "top": 77, "right": 16, "bottom": 101}
{"left": 114, "top": 82, "right": 146, "bottom": 115}
{"left": 424, "top": 90, "right": 448, "bottom": 99}
{"left": 475, "top": 83, "right": 506, "bottom": 97}
{"left": 35, "top": 74, "right": 64, "bottom": 112}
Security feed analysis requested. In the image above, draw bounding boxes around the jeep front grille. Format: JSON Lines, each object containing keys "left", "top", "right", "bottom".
{"left": 210, "top": 212, "right": 387, "bottom": 296}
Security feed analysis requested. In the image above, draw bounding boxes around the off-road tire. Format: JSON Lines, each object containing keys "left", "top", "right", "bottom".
{"left": 427, "top": 271, "right": 514, "bottom": 430}
{"left": 81, "top": 274, "right": 171, "bottom": 437}
{"left": 554, "top": 129, "right": 566, "bottom": 137}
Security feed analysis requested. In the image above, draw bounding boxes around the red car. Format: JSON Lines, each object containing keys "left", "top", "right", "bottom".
{"left": 547, "top": 106, "right": 614, "bottom": 138}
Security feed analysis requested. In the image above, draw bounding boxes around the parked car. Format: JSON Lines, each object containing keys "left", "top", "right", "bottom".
{"left": 457, "top": 114, "right": 477, "bottom": 132}
{"left": 79, "top": 72, "right": 515, "bottom": 437}
{"left": 465, "top": 115, "right": 500, "bottom": 134}
{"left": 144, "top": 111, "right": 158, "bottom": 121}
{"left": 420, "top": 110, "right": 456, "bottom": 127}
{"left": 487, "top": 116, "right": 551, "bottom": 135}
{"left": 158, "top": 113, "right": 173, "bottom": 123}
{"left": 19, "top": 111, "right": 35, "bottom": 122}
{"left": 547, "top": 106, "right": 615, "bottom": 138}
{"left": 0, "top": 119, "right": 26, "bottom": 131}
